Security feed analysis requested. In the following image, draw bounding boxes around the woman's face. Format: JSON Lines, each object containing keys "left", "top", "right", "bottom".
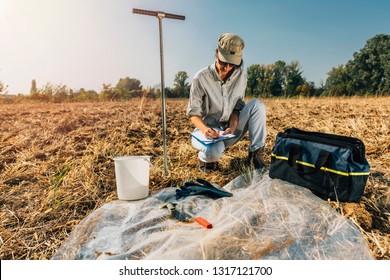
{"left": 216, "top": 57, "right": 235, "bottom": 79}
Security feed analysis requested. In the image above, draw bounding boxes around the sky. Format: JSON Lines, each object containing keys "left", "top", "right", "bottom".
{"left": 0, "top": 0, "right": 389, "bottom": 94}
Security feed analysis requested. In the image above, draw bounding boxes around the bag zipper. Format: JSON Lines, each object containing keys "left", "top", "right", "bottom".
{"left": 288, "top": 128, "right": 365, "bottom": 151}
{"left": 279, "top": 131, "right": 365, "bottom": 162}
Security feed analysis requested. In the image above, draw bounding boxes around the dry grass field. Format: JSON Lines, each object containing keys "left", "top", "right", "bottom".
{"left": 0, "top": 97, "right": 389, "bottom": 260}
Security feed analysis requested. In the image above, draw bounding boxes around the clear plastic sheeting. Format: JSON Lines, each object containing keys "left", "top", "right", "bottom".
{"left": 52, "top": 171, "right": 373, "bottom": 260}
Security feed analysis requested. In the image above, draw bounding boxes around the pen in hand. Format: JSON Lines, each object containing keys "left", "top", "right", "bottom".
{"left": 207, "top": 125, "right": 217, "bottom": 133}
{"left": 205, "top": 124, "right": 219, "bottom": 139}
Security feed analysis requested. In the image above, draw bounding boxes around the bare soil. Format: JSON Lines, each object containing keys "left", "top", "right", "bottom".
{"left": 0, "top": 97, "right": 389, "bottom": 259}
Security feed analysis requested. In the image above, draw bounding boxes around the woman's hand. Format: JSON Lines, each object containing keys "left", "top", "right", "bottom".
{"left": 190, "top": 116, "right": 220, "bottom": 139}
{"left": 204, "top": 127, "right": 219, "bottom": 139}
{"left": 222, "top": 127, "right": 232, "bottom": 135}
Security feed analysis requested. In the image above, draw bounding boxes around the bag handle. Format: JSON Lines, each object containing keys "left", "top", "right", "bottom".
{"left": 288, "top": 144, "right": 331, "bottom": 175}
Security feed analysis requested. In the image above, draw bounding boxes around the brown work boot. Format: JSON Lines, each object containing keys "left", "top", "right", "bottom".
{"left": 199, "top": 160, "right": 219, "bottom": 173}
{"left": 247, "top": 148, "right": 266, "bottom": 169}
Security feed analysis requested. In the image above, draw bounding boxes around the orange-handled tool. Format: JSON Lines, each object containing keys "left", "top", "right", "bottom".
{"left": 194, "top": 216, "right": 213, "bottom": 229}
{"left": 161, "top": 202, "right": 213, "bottom": 229}
{"left": 184, "top": 209, "right": 212, "bottom": 229}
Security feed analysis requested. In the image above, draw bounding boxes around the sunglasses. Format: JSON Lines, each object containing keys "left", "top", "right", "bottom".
{"left": 217, "top": 58, "right": 238, "bottom": 68}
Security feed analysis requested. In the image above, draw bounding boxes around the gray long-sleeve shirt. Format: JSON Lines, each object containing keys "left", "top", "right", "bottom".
{"left": 186, "top": 62, "right": 247, "bottom": 128}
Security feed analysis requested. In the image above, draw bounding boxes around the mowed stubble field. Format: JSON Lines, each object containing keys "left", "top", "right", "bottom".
{"left": 0, "top": 97, "right": 389, "bottom": 260}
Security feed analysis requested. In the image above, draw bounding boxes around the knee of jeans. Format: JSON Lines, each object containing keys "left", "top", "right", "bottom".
{"left": 250, "top": 99, "right": 266, "bottom": 116}
{"left": 204, "top": 143, "right": 224, "bottom": 162}
{"left": 251, "top": 99, "right": 266, "bottom": 110}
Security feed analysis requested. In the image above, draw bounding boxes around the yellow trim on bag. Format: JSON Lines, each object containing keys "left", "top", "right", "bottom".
{"left": 272, "top": 154, "right": 289, "bottom": 161}
{"left": 271, "top": 153, "right": 369, "bottom": 177}
{"left": 349, "top": 172, "right": 370, "bottom": 176}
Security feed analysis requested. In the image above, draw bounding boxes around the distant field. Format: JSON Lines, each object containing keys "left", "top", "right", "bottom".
{"left": 0, "top": 97, "right": 389, "bottom": 259}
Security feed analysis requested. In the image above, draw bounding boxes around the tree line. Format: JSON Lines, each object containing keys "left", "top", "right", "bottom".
{"left": 0, "top": 70, "right": 191, "bottom": 103}
{"left": 324, "top": 34, "right": 389, "bottom": 96}
{"left": 246, "top": 34, "right": 389, "bottom": 97}
{"left": 23, "top": 69, "right": 191, "bottom": 102}
{"left": 1, "top": 34, "right": 388, "bottom": 102}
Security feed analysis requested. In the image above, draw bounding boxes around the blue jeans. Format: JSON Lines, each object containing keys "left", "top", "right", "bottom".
{"left": 192, "top": 99, "right": 267, "bottom": 163}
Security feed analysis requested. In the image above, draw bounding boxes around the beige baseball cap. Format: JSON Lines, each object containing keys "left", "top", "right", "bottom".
{"left": 217, "top": 33, "right": 245, "bottom": 66}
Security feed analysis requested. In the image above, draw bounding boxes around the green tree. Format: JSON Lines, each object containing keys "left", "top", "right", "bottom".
{"left": 53, "top": 84, "right": 72, "bottom": 102}
{"left": 115, "top": 77, "right": 143, "bottom": 99}
{"left": 285, "top": 61, "right": 305, "bottom": 96}
{"left": 270, "top": 60, "right": 286, "bottom": 97}
{"left": 325, "top": 34, "right": 390, "bottom": 96}
{"left": 246, "top": 64, "right": 262, "bottom": 96}
{"left": 346, "top": 34, "right": 390, "bottom": 95}
{"left": 261, "top": 64, "right": 274, "bottom": 97}
{"left": 297, "top": 82, "right": 313, "bottom": 97}
{"left": 246, "top": 61, "right": 307, "bottom": 97}
{"left": 43, "top": 83, "right": 73, "bottom": 102}
{"left": 324, "top": 65, "right": 350, "bottom": 96}
{"left": 172, "top": 71, "right": 190, "bottom": 98}
{"left": 99, "top": 83, "right": 118, "bottom": 100}
{"left": 246, "top": 64, "right": 272, "bottom": 97}
{"left": 28, "top": 82, "right": 72, "bottom": 102}
{"left": 74, "top": 88, "right": 98, "bottom": 101}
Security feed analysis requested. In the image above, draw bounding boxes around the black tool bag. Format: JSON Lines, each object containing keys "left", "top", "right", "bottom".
{"left": 269, "top": 127, "right": 370, "bottom": 202}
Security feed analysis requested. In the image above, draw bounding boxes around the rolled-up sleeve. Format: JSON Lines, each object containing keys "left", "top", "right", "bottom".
{"left": 186, "top": 76, "right": 204, "bottom": 117}
{"left": 234, "top": 98, "right": 245, "bottom": 111}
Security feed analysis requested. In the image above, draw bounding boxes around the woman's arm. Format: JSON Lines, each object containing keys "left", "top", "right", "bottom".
{"left": 223, "top": 109, "right": 239, "bottom": 135}
{"left": 190, "top": 115, "right": 219, "bottom": 139}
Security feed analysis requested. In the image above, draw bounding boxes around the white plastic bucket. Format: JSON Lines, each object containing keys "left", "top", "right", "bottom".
{"left": 113, "top": 156, "right": 151, "bottom": 200}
